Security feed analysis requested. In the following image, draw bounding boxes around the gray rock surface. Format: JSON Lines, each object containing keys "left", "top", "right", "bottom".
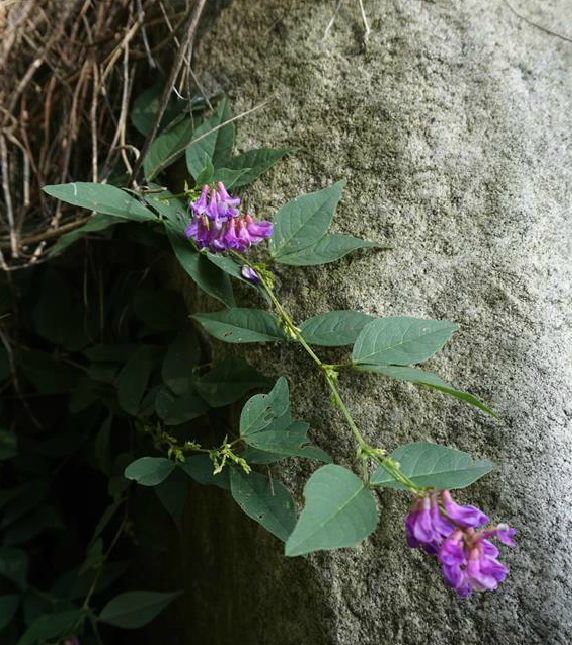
{"left": 175, "top": 1, "right": 572, "bottom": 643}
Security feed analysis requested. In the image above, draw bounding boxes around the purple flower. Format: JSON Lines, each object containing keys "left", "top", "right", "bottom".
{"left": 479, "top": 523, "right": 517, "bottom": 547}
{"left": 186, "top": 182, "right": 273, "bottom": 254}
{"left": 241, "top": 266, "right": 260, "bottom": 283}
{"left": 439, "top": 529, "right": 466, "bottom": 566}
{"left": 217, "top": 181, "right": 240, "bottom": 213}
{"left": 185, "top": 211, "right": 273, "bottom": 255}
{"left": 245, "top": 214, "right": 274, "bottom": 243}
{"left": 189, "top": 182, "right": 241, "bottom": 222}
{"left": 404, "top": 494, "right": 454, "bottom": 553}
{"left": 441, "top": 490, "right": 489, "bottom": 528}
{"left": 405, "top": 490, "right": 515, "bottom": 598}
{"left": 190, "top": 185, "right": 208, "bottom": 216}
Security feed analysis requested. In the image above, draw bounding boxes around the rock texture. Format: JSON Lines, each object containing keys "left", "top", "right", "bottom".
{"left": 173, "top": 1, "right": 572, "bottom": 643}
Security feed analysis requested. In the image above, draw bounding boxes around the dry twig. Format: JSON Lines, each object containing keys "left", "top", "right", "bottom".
{"left": 0, "top": 0, "right": 205, "bottom": 269}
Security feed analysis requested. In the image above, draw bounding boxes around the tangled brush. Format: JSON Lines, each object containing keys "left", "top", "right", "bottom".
{"left": 0, "top": 0, "right": 207, "bottom": 269}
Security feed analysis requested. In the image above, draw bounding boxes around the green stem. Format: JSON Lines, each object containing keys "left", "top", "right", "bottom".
{"left": 253, "top": 268, "right": 420, "bottom": 493}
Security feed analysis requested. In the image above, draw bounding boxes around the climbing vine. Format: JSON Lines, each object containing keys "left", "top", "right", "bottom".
{"left": 0, "top": 90, "right": 515, "bottom": 644}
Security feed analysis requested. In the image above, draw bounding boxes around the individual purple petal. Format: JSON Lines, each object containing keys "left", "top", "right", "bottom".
{"left": 245, "top": 215, "right": 274, "bottom": 243}
{"left": 405, "top": 509, "right": 421, "bottom": 548}
{"left": 442, "top": 562, "right": 464, "bottom": 589}
{"left": 214, "top": 182, "right": 240, "bottom": 219}
{"left": 438, "top": 530, "right": 467, "bottom": 566}
{"left": 222, "top": 219, "right": 240, "bottom": 250}
{"left": 430, "top": 493, "right": 455, "bottom": 540}
{"left": 235, "top": 219, "right": 251, "bottom": 252}
{"left": 480, "top": 539, "right": 499, "bottom": 558}
{"left": 217, "top": 181, "right": 240, "bottom": 207}
{"left": 466, "top": 545, "right": 508, "bottom": 591}
{"left": 208, "top": 219, "right": 227, "bottom": 252}
{"left": 190, "top": 185, "right": 209, "bottom": 215}
{"left": 441, "top": 490, "right": 489, "bottom": 528}
{"left": 196, "top": 217, "right": 210, "bottom": 249}
{"left": 241, "top": 266, "right": 260, "bottom": 283}
{"left": 404, "top": 497, "right": 449, "bottom": 554}
{"left": 410, "top": 497, "right": 437, "bottom": 544}
{"left": 493, "top": 524, "right": 517, "bottom": 547}
{"left": 185, "top": 216, "right": 199, "bottom": 240}
{"left": 456, "top": 579, "right": 473, "bottom": 598}
{"left": 206, "top": 189, "right": 220, "bottom": 221}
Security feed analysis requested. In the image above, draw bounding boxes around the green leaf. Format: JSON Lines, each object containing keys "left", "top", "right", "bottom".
{"left": 161, "top": 330, "right": 201, "bottom": 395}
{"left": 241, "top": 416, "right": 331, "bottom": 463}
{"left": 84, "top": 344, "right": 137, "bottom": 363}
{"left": 90, "top": 499, "right": 123, "bottom": 545}
{"left": 3, "top": 506, "right": 64, "bottom": 546}
{"left": 239, "top": 377, "right": 290, "bottom": 437}
{"left": 154, "top": 387, "right": 209, "bottom": 425}
{"left": 230, "top": 469, "right": 297, "bottom": 542}
{"left": 140, "top": 190, "right": 185, "bottom": 224}
{"left": 116, "top": 346, "right": 158, "bottom": 416}
{"left": 0, "top": 595, "right": 19, "bottom": 631}
{"left": 131, "top": 83, "right": 183, "bottom": 137}
{"left": 195, "top": 156, "right": 215, "bottom": 185}
{"left": 275, "top": 233, "right": 382, "bottom": 266}
{"left": 186, "top": 98, "right": 234, "bottom": 177}
{"left": 98, "top": 590, "right": 183, "bottom": 629}
{"left": 133, "top": 290, "right": 188, "bottom": 331}
{"left": 357, "top": 365, "right": 498, "bottom": 417}
{"left": 211, "top": 167, "right": 250, "bottom": 188}
{"left": 205, "top": 252, "right": 270, "bottom": 303}
{"left": 0, "top": 430, "right": 17, "bottom": 461}
{"left": 0, "top": 481, "right": 47, "bottom": 529}
{"left": 241, "top": 447, "right": 285, "bottom": 464}
{"left": 124, "top": 457, "right": 175, "bottom": 487}
{"left": 239, "top": 379, "right": 329, "bottom": 462}
{"left": 226, "top": 147, "right": 293, "bottom": 187}
{"left": 21, "top": 589, "right": 53, "bottom": 628}
{"left": 179, "top": 455, "right": 230, "bottom": 490}
{"left": 190, "top": 308, "right": 287, "bottom": 343}
{"left": 49, "top": 213, "right": 120, "bottom": 255}
{"left": 51, "top": 562, "right": 129, "bottom": 603}
{"left": 78, "top": 538, "right": 104, "bottom": 575}
{"left": 370, "top": 442, "right": 494, "bottom": 490}
{"left": 0, "top": 548, "right": 28, "bottom": 588}
{"left": 196, "top": 357, "right": 272, "bottom": 407}
{"left": 300, "top": 311, "right": 375, "bottom": 346}
{"left": 143, "top": 118, "right": 197, "bottom": 181}
{"left": 165, "top": 223, "right": 235, "bottom": 308}
{"left": 17, "top": 609, "right": 85, "bottom": 645}
{"left": 19, "top": 350, "right": 80, "bottom": 394}
{"left": 108, "top": 453, "right": 133, "bottom": 498}
{"left": 155, "top": 469, "right": 189, "bottom": 533}
{"left": 43, "top": 183, "right": 154, "bottom": 222}
{"left": 352, "top": 317, "right": 459, "bottom": 367}
{"left": 285, "top": 465, "right": 378, "bottom": 557}
{"left": 269, "top": 181, "right": 345, "bottom": 259}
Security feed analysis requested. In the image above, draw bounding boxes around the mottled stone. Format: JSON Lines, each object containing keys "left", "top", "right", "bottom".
{"left": 172, "top": 1, "right": 572, "bottom": 643}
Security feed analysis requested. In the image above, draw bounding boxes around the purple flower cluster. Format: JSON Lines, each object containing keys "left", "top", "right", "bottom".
{"left": 405, "top": 490, "right": 516, "bottom": 598}
{"left": 185, "top": 183, "right": 273, "bottom": 254}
